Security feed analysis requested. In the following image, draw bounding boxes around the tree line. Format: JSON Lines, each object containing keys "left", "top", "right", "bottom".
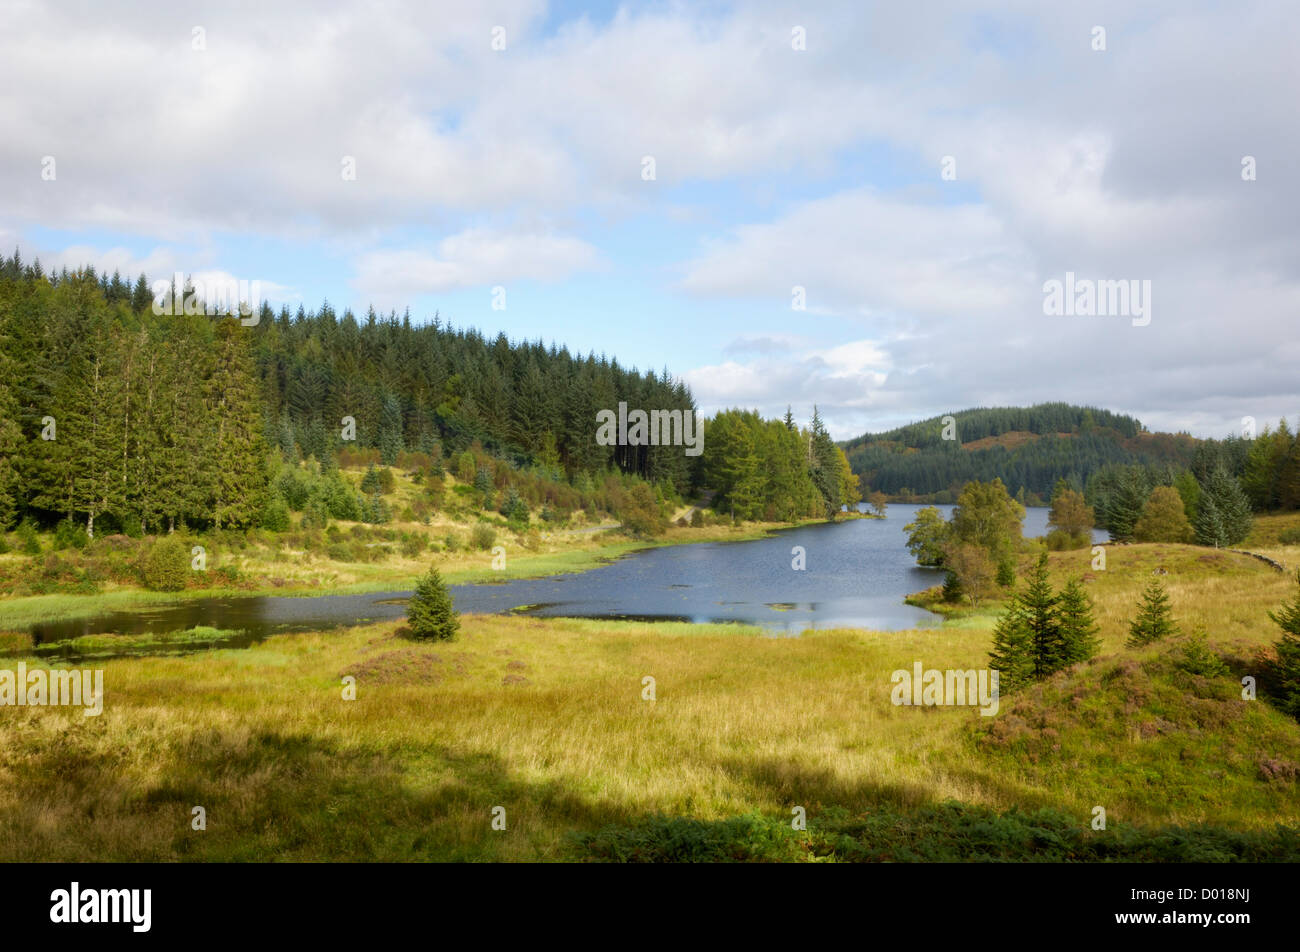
{"left": 0, "top": 256, "right": 861, "bottom": 536}
{"left": 844, "top": 403, "right": 1199, "bottom": 501}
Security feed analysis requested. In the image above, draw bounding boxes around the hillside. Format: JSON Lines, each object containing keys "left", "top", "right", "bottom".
{"left": 842, "top": 403, "right": 1200, "bottom": 502}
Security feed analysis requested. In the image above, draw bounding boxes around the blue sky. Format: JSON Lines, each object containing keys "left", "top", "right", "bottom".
{"left": 3, "top": 0, "right": 1298, "bottom": 440}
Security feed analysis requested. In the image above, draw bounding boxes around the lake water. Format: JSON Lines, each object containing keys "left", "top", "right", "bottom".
{"left": 16, "top": 505, "right": 1105, "bottom": 657}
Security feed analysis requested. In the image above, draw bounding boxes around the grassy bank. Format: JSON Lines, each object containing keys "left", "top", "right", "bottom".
{"left": 2, "top": 512, "right": 1297, "bottom": 862}
{"left": 0, "top": 517, "right": 839, "bottom": 629}
{"left": 2, "top": 551, "right": 1297, "bottom": 860}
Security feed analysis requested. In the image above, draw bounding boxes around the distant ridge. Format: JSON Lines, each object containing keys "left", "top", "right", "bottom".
{"left": 841, "top": 403, "right": 1198, "bottom": 503}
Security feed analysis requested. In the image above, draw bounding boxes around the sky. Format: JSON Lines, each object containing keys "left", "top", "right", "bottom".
{"left": 1, "top": 0, "right": 1297, "bottom": 440}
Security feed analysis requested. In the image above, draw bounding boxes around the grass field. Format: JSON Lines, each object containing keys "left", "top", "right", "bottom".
{"left": 1, "top": 530, "right": 1297, "bottom": 861}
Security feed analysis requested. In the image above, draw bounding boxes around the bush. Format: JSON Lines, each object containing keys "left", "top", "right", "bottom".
{"left": 361, "top": 492, "right": 392, "bottom": 525}
{"left": 400, "top": 533, "right": 427, "bottom": 558}
{"left": 260, "top": 494, "right": 292, "bottom": 532}
{"left": 1279, "top": 528, "right": 1300, "bottom": 546}
{"left": 499, "top": 486, "right": 529, "bottom": 523}
{"left": 941, "top": 571, "right": 964, "bottom": 603}
{"left": 471, "top": 524, "right": 497, "bottom": 551}
{"left": 360, "top": 464, "right": 397, "bottom": 495}
{"left": 995, "top": 558, "right": 1016, "bottom": 588}
{"left": 53, "top": 518, "right": 90, "bottom": 551}
{"left": 17, "top": 520, "right": 40, "bottom": 555}
{"left": 444, "top": 533, "right": 461, "bottom": 553}
{"left": 140, "top": 535, "right": 191, "bottom": 591}
{"left": 1176, "top": 630, "right": 1229, "bottom": 678}
{"left": 1045, "top": 528, "right": 1089, "bottom": 551}
{"left": 407, "top": 566, "right": 460, "bottom": 641}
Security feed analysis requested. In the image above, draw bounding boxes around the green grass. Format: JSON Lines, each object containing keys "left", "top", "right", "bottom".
{"left": 2, "top": 517, "right": 1298, "bottom": 862}
{"left": 570, "top": 803, "right": 1299, "bottom": 862}
{"left": 28, "top": 626, "right": 251, "bottom": 659}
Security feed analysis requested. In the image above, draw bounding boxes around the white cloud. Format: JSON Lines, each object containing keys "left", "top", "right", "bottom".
{"left": 351, "top": 229, "right": 601, "bottom": 304}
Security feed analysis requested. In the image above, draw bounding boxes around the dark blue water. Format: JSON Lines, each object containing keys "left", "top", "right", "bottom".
{"left": 17, "top": 505, "right": 1103, "bottom": 650}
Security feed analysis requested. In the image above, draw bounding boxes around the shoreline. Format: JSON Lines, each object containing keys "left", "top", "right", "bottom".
{"left": 0, "top": 514, "right": 868, "bottom": 629}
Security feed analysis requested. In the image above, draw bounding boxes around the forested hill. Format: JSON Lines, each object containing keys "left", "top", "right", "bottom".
{"left": 842, "top": 403, "right": 1201, "bottom": 503}
{"left": 0, "top": 258, "right": 697, "bottom": 532}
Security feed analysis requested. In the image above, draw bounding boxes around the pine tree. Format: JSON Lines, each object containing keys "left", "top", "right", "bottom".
{"left": 407, "top": 565, "right": 460, "bottom": 641}
{"left": 208, "top": 318, "right": 270, "bottom": 529}
{"left": 1105, "top": 467, "right": 1149, "bottom": 542}
{"left": 1267, "top": 573, "right": 1300, "bottom": 718}
{"left": 808, "top": 406, "right": 842, "bottom": 518}
{"left": 0, "top": 362, "right": 21, "bottom": 529}
{"left": 1127, "top": 577, "right": 1179, "bottom": 647}
{"left": 988, "top": 598, "right": 1034, "bottom": 692}
{"left": 1057, "top": 577, "right": 1101, "bottom": 665}
{"left": 379, "top": 392, "right": 403, "bottom": 464}
{"left": 1194, "top": 467, "right": 1252, "bottom": 547}
{"left": 1021, "top": 554, "right": 1062, "bottom": 678}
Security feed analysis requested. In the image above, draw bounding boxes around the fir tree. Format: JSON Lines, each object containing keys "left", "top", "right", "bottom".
{"left": 407, "top": 565, "right": 460, "bottom": 641}
{"left": 1127, "top": 577, "right": 1179, "bottom": 647}
{"left": 1020, "top": 554, "right": 1062, "bottom": 678}
{"left": 1105, "top": 467, "right": 1149, "bottom": 542}
{"left": 988, "top": 599, "right": 1034, "bottom": 692}
{"left": 1057, "top": 577, "right": 1101, "bottom": 665}
{"left": 1194, "top": 467, "right": 1252, "bottom": 547}
{"left": 0, "top": 353, "right": 22, "bottom": 529}
{"left": 1267, "top": 572, "right": 1300, "bottom": 719}
{"left": 207, "top": 318, "right": 270, "bottom": 529}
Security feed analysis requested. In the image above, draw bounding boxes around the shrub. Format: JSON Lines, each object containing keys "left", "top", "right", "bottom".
{"left": 140, "top": 535, "right": 191, "bottom": 591}
{"left": 1176, "top": 630, "right": 1229, "bottom": 678}
{"left": 361, "top": 464, "right": 397, "bottom": 495}
{"left": 400, "top": 533, "right": 427, "bottom": 558}
{"left": 17, "top": 520, "right": 40, "bottom": 555}
{"left": 362, "top": 492, "right": 392, "bottom": 525}
{"left": 260, "top": 494, "right": 292, "bottom": 532}
{"left": 1279, "top": 528, "right": 1300, "bottom": 546}
{"left": 1127, "top": 577, "right": 1179, "bottom": 647}
{"left": 995, "top": 557, "right": 1016, "bottom": 588}
{"left": 407, "top": 566, "right": 460, "bottom": 641}
{"left": 53, "top": 518, "right": 90, "bottom": 551}
{"left": 474, "top": 467, "right": 495, "bottom": 509}
{"left": 444, "top": 533, "right": 461, "bottom": 553}
{"left": 1045, "top": 528, "right": 1089, "bottom": 551}
{"left": 499, "top": 486, "right": 529, "bottom": 523}
{"left": 471, "top": 524, "right": 496, "bottom": 551}
{"left": 941, "top": 571, "right": 963, "bottom": 603}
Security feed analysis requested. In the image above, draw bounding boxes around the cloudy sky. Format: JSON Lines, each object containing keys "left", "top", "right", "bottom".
{"left": 2, "top": 0, "right": 1297, "bottom": 439}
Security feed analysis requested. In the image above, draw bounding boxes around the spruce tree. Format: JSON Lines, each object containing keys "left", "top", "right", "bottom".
{"left": 1020, "top": 553, "right": 1062, "bottom": 678}
{"left": 1057, "top": 577, "right": 1101, "bottom": 665}
{"left": 1105, "top": 467, "right": 1149, "bottom": 542}
{"left": 208, "top": 318, "right": 270, "bottom": 529}
{"left": 407, "top": 565, "right": 460, "bottom": 641}
{"left": 988, "top": 597, "right": 1034, "bottom": 692}
{"left": 0, "top": 356, "right": 22, "bottom": 529}
{"left": 1127, "top": 577, "right": 1179, "bottom": 647}
{"left": 1194, "top": 467, "right": 1253, "bottom": 547}
{"left": 1267, "top": 572, "right": 1300, "bottom": 718}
